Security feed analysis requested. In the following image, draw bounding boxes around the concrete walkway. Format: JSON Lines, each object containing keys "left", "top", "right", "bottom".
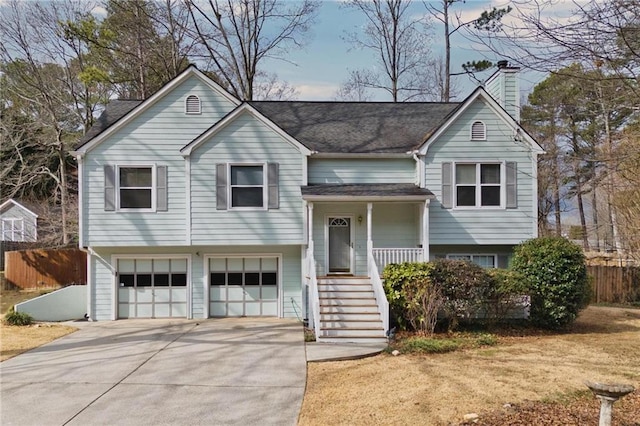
{"left": 305, "top": 341, "right": 388, "bottom": 362}
{"left": 0, "top": 318, "right": 306, "bottom": 426}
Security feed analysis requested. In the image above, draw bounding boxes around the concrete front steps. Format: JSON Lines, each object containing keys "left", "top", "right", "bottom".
{"left": 316, "top": 276, "right": 387, "bottom": 344}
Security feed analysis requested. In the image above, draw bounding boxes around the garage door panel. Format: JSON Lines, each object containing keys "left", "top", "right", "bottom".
{"left": 262, "top": 302, "right": 277, "bottom": 316}
{"left": 118, "top": 304, "right": 134, "bottom": 318}
{"left": 228, "top": 302, "right": 243, "bottom": 316}
{"left": 172, "top": 303, "right": 187, "bottom": 317}
{"left": 119, "top": 288, "right": 134, "bottom": 303}
{"left": 154, "top": 303, "right": 171, "bottom": 318}
{"left": 262, "top": 287, "right": 277, "bottom": 300}
{"left": 154, "top": 289, "right": 171, "bottom": 303}
{"left": 210, "top": 287, "right": 225, "bottom": 301}
{"left": 228, "top": 287, "right": 244, "bottom": 301}
{"left": 136, "top": 304, "right": 153, "bottom": 318}
{"left": 245, "top": 287, "right": 260, "bottom": 301}
{"left": 245, "top": 302, "right": 261, "bottom": 316}
{"left": 137, "top": 289, "right": 153, "bottom": 303}
{"left": 210, "top": 302, "right": 226, "bottom": 316}
{"left": 172, "top": 288, "right": 187, "bottom": 303}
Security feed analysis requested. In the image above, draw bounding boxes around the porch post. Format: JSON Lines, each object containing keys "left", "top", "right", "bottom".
{"left": 367, "top": 202, "right": 373, "bottom": 270}
{"left": 422, "top": 200, "right": 430, "bottom": 261}
{"left": 307, "top": 202, "right": 314, "bottom": 252}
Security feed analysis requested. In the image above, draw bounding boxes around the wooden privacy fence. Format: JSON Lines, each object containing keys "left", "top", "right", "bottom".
{"left": 4, "top": 248, "right": 87, "bottom": 290}
{"left": 587, "top": 265, "right": 640, "bottom": 304}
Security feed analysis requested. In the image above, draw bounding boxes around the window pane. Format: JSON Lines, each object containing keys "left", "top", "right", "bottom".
{"left": 232, "top": 187, "right": 263, "bottom": 207}
{"left": 473, "top": 255, "right": 495, "bottom": 268}
{"left": 456, "top": 164, "right": 476, "bottom": 184}
{"left": 137, "top": 274, "right": 152, "bottom": 287}
{"left": 262, "top": 272, "right": 277, "bottom": 286}
{"left": 120, "top": 168, "right": 152, "bottom": 187}
{"left": 456, "top": 186, "right": 476, "bottom": 206}
{"left": 211, "top": 272, "right": 226, "bottom": 286}
{"left": 245, "top": 273, "right": 260, "bottom": 285}
{"left": 119, "top": 274, "right": 135, "bottom": 287}
{"left": 481, "top": 164, "right": 501, "bottom": 184}
{"left": 481, "top": 186, "right": 501, "bottom": 206}
{"left": 231, "top": 166, "right": 263, "bottom": 185}
{"left": 171, "top": 273, "right": 187, "bottom": 286}
{"left": 120, "top": 189, "right": 152, "bottom": 208}
{"left": 228, "top": 273, "right": 243, "bottom": 285}
{"left": 448, "top": 255, "right": 472, "bottom": 261}
{"left": 155, "top": 274, "right": 170, "bottom": 286}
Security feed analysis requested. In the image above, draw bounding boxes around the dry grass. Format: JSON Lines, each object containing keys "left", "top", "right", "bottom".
{"left": 299, "top": 306, "right": 640, "bottom": 426}
{"left": 0, "top": 323, "right": 77, "bottom": 361}
{"left": 1, "top": 289, "right": 77, "bottom": 362}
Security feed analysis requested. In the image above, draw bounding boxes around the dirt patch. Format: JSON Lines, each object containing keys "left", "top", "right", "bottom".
{"left": 1, "top": 289, "right": 54, "bottom": 315}
{"left": 0, "top": 323, "right": 77, "bottom": 361}
{"left": 299, "top": 306, "right": 640, "bottom": 425}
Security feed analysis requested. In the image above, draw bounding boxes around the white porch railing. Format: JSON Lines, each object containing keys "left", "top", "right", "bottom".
{"left": 372, "top": 248, "right": 425, "bottom": 271}
{"left": 367, "top": 252, "right": 389, "bottom": 334}
{"left": 305, "top": 248, "right": 321, "bottom": 337}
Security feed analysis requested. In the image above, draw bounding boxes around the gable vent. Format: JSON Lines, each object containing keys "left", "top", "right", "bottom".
{"left": 471, "top": 121, "right": 486, "bottom": 140}
{"left": 185, "top": 95, "right": 201, "bottom": 114}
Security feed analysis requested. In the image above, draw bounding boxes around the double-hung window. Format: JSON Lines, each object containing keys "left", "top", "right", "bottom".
{"left": 119, "top": 166, "right": 154, "bottom": 210}
{"left": 455, "top": 163, "right": 502, "bottom": 207}
{"left": 1, "top": 218, "right": 24, "bottom": 241}
{"left": 230, "top": 165, "right": 265, "bottom": 208}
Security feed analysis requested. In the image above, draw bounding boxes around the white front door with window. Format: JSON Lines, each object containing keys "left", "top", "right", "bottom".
{"left": 327, "top": 217, "right": 353, "bottom": 274}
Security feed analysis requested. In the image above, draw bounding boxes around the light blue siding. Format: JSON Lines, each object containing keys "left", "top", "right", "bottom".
{"left": 190, "top": 112, "right": 305, "bottom": 245}
{"left": 88, "top": 245, "right": 302, "bottom": 321}
{"left": 308, "top": 158, "right": 415, "bottom": 184}
{"left": 83, "top": 75, "right": 237, "bottom": 246}
{"left": 425, "top": 99, "right": 536, "bottom": 245}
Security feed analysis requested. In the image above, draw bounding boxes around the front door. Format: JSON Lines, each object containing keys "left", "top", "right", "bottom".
{"left": 328, "top": 217, "right": 352, "bottom": 274}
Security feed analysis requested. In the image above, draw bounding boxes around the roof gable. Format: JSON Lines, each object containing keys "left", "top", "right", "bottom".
{"left": 418, "top": 88, "right": 543, "bottom": 155}
{"left": 181, "top": 103, "right": 311, "bottom": 157}
{"left": 73, "top": 66, "right": 240, "bottom": 154}
{"left": 0, "top": 199, "right": 39, "bottom": 218}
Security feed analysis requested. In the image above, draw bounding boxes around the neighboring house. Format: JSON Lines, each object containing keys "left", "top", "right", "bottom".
{"left": 0, "top": 199, "right": 38, "bottom": 242}
{"left": 73, "top": 63, "right": 543, "bottom": 342}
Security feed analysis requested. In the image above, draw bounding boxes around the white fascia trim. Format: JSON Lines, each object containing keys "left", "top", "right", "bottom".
{"left": 0, "top": 199, "right": 38, "bottom": 218}
{"left": 418, "top": 88, "right": 544, "bottom": 155}
{"left": 185, "top": 157, "right": 192, "bottom": 245}
{"left": 310, "top": 152, "right": 412, "bottom": 158}
{"left": 76, "top": 67, "right": 240, "bottom": 155}
{"left": 181, "top": 103, "right": 311, "bottom": 157}
{"left": 77, "top": 155, "right": 84, "bottom": 248}
{"left": 532, "top": 152, "right": 540, "bottom": 238}
{"left": 301, "top": 195, "right": 434, "bottom": 202}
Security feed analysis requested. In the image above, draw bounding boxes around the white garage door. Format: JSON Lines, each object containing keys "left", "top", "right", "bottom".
{"left": 209, "top": 256, "right": 278, "bottom": 317}
{"left": 117, "top": 258, "right": 188, "bottom": 318}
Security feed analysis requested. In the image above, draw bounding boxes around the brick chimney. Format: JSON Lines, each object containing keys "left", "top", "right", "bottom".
{"left": 485, "top": 60, "right": 520, "bottom": 122}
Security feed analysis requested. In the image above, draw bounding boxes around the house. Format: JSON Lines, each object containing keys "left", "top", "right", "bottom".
{"left": 0, "top": 199, "right": 38, "bottom": 242}
{"left": 72, "top": 63, "right": 543, "bottom": 342}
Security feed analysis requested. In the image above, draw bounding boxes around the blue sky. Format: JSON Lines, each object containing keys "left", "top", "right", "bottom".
{"left": 265, "top": 0, "right": 574, "bottom": 102}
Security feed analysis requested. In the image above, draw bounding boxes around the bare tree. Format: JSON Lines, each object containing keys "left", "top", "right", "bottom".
{"left": 0, "top": 0, "right": 106, "bottom": 245}
{"left": 424, "top": 0, "right": 510, "bottom": 101}
{"left": 184, "top": 0, "right": 319, "bottom": 101}
{"left": 339, "top": 0, "right": 435, "bottom": 102}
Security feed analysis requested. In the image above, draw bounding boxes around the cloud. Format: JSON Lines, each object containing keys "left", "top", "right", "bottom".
{"left": 294, "top": 83, "right": 341, "bottom": 101}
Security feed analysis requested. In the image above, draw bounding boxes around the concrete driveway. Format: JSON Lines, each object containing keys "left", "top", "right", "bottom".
{"left": 0, "top": 318, "right": 306, "bottom": 426}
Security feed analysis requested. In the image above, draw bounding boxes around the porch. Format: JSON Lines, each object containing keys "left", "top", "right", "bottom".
{"left": 301, "top": 183, "right": 433, "bottom": 342}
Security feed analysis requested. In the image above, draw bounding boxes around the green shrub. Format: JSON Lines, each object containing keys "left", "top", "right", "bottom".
{"left": 383, "top": 262, "right": 434, "bottom": 329}
{"left": 511, "top": 237, "right": 590, "bottom": 329}
{"left": 4, "top": 310, "right": 33, "bottom": 326}
{"left": 484, "top": 268, "right": 529, "bottom": 322}
{"left": 474, "top": 333, "right": 498, "bottom": 347}
{"left": 430, "top": 259, "right": 494, "bottom": 329}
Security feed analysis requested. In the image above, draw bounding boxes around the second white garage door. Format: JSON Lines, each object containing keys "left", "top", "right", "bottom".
{"left": 209, "top": 256, "right": 279, "bottom": 317}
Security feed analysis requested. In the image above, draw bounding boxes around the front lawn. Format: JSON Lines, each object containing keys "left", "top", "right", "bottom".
{"left": 299, "top": 306, "right": 640, "bottom": 425}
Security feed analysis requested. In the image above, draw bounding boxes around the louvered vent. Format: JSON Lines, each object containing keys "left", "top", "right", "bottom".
{"left": 185, "top": 95, "right": 201, "bottom": 114}
{"left": 471, "top": 121, "right": 486, "bottom": 140}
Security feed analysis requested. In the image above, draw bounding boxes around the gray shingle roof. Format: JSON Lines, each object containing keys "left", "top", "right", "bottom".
{"left": 75, "top": 99, "right": 460, "bottom": 153}
{"left": 75, "top": 100, "right": 143, "bottom": 149}
{"left": 250, "top": 101, "right": 459, "bottom": 153}
{"left": 301, "top": 183, "right": 433, "bottom": 198}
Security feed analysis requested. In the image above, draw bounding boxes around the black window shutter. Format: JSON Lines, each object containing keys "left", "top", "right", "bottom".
{"left": 268, "top": 163, "right": 279, "bottom": 209}
{"left": 104, "top": 165, "right": 115, "bottom": 211}
{"left": 506, "top": 161, "right": 517, "bottom": 208}
{"left": 216, "top": 164, "right": 227, "bottom": 210}
{"left": 441, "top": 162, "right": 452, "bottom": 209}
{"left": 157, "top": 166, "right": 168, "bottom": 211}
